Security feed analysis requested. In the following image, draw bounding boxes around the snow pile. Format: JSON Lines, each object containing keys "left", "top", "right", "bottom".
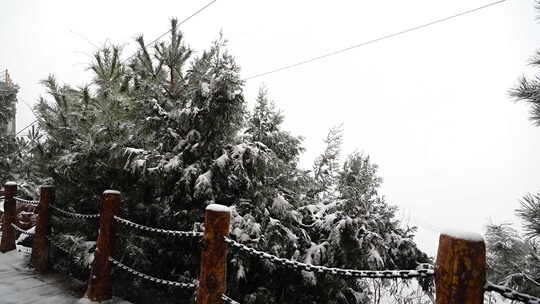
{"left": 103, "top": 190, "right": 121, "bottom": 195}
{"left": 206, "top": 203, "right": 231, "bottom": 213}
{"left": 441, "top": 229, "right": 484, "bottom": 242}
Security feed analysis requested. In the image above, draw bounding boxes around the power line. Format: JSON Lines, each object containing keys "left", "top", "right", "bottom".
{"left": 69, "top": 30, "right": 100, "bottom": 50}
{"left": 14, "top": 0, "right": 218, "bottom": 135}
{"left": 244, "top": 0, "right": 507, "bottom": 81}
{"left": 15, "top": 119, "right": 38, "bottom": 137}
{"left": 0, "top": 119, "right": 37, "bottom": 142}
{"left": 122, "top": 0, "right": 218, "bottom": 64}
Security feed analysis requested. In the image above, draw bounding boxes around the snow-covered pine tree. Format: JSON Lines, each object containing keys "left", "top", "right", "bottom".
{"left": 34, "top": 19, "right": 278, "bottom": 303}
{"left": 300, "top": 149, "right": 431, "bottom": 303}
{"left": 243, "top": 86, "right": 308, "bottom": 203}
{"left": 485, "top": 223, "right": 540, "bottom": 297}
{"left": 309, "top": 124, "right": 343, "bottom": 203}
{"left": 509, "top": 0, "right": 540, "bottom": 251}
{"left": 0, "top": 84, "right": 42, "bottom": 194}
{"left": 246, "top": 86, "right": 304, "bottom": 164}
{"left": 0, "top": 90, "right": 15, "bottom": 134}
{"left": 517, "top": 193, "right": 540, "bottom": 240}
{"left": 0, "top": 132, "right": 18, "bottom": 183}
{"left": 33, "top": 19, "right": 429, "bottom": 304}
{"left": 492, "top": 2, "right": 540, "bottom": 295}
{"left": 0, "top": 82, "right": 17, "bottom": 182}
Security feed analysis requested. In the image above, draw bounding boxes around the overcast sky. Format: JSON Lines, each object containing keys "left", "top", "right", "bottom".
{"left": 2, "top": 0, "right": 540, "bottom": 256}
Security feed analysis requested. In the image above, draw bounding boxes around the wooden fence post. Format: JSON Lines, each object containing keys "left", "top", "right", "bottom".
{"left": 197, "top": 204, "right": 231, "bottom": 304}
{"left": 0, "top": 182, "right": 17, "bottom": 253}
{"left": 31, "top": 185, "right": 54, "bottom": 272}
{"left": 85, "top": 190, "right": 121, "bottom": 302}
{"left": 435, "top": 231, "right": 486, "bottom": 304}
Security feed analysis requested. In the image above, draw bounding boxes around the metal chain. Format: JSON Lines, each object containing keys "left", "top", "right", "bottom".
{"left": 225, "top": 238, "right": 434, "bottom": 279}
{"left": 17, "top": 245, "right": 32, "bottom": 256}
{"left": 50, "top": 204, "right": 100, "bottom": 220}
{"left": 14, "top": 197, "right": 39, "bottom": 207}
{"left": 222, "top": 295, "right": 241, "bottom": 304}
{"left": 108, "top": 257, "right": 197, "bottom": 289}
{"left": 485, "top": 281, "right": 540, "bottom": 304}
{"left": 113, "top": 216, "right": 203, "bottom": 239}
{"left": 10, "top": 223, "right": 35, "bottom": 235}
{"left": 47, "top": 236, "right": 82, "bottom": 261}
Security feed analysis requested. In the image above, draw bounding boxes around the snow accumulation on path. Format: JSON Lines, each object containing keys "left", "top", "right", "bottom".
{"left": 0, "top": 249, "right": 131, "bottom": 304}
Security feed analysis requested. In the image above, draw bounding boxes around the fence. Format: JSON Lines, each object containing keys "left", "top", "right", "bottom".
{"left": 0, "top": 182, "right": 539, "bottom": 304}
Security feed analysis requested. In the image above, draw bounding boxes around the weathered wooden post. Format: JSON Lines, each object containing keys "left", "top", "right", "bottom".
{"left": 85, "top": 190, "right": 121, "bottom": 302}
{"left": 0, "top": 182, "right": 17, "bottom": 253}
{"left": 197, "top": 204, "right": 231, "bottom": 304}
{"left": 31, "top": 185, "right": 54, "bottom": 272}
{"left": 435, "top": 230, "right": 486, "bottom": 304}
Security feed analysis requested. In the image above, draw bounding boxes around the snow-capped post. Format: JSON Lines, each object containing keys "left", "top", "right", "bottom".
{"left": 435, "top": 230, "right": 486, "bottom": 304}
{"left": 0, "top": 182, "right": 17, "bottom": 253}
{"left": 197, "top": 204, "right": 231, "bottom": 304}
{"left": 85, "top": 190, "right": 121, "bottom": 302}
{"left": 31, "top": 185, "right": 54, "bottom": 272}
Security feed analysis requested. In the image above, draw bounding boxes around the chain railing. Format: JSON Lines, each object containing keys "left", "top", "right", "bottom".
{"left": 10, "top": 223, "right": 35, "bottom": 236}
{"left": 4, "top": 181, "right": 540, "bottom": 304}
{"left": 108, "top": 257, "right": 197, "bottom": 289}
{"left": 485, "top": 281, "right": 540, "bottom": 304}
{"left": 225, "top": 237, "right": 433, "bottom": 279}
{"left": 14, "top": 197, "right": 39, "bottom": 207}
{"left": 49, "top": 204, "right": 100, "bottom": 220}
{"left": 46, "top": 236, "right": 83, "bottom": 262}
{"left": 113, "top": 215, "right": 203, "bottom": 239}
{"left": 17, "top": 245, "right": 32, "bottom": 256}
{"left": 222, "top": 294, "right": 241, "bottom": 304}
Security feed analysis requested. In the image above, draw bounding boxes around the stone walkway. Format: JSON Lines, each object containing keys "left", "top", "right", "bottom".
{"left": 0, "top": 249, "right": 130, "bottom": 304}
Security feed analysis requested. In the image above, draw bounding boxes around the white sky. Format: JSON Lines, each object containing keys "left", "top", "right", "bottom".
{"left": 2, "top": 0, "right": 540, "bottom": 256}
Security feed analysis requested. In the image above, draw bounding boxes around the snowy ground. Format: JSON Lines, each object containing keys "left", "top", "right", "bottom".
{"left": 0, "top": 248, "right": 130, "bottom": 304}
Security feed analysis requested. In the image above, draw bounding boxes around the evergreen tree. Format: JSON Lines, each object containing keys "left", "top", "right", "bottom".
{"left": 517, "top": 193, "right": 540, "bottom": 239}
{"left": 300, "top": 151, "right": 431, "bottom": 303}
{"left": 310, "top": 125, "right": 343, "bottom": 202}
{"left": 34, "top": 19, "right": 429, "bottom": 304}
{"left": 488, "top": 1, "right": 540, "bottom": 296}
{"left": 485, "top": 223, "right": 540, "bottom": 297}
{"left": 0, "top": 83, "right": 42, "bottom": 194}
{"left": 0, "top": 81, "right": 18, "bottom": 183}
{"left": 0, "top": 92, "right": 15, "bottom": 134}
{"left": 246, "top": 86, "right": 304, "bottom": 164}
{"left": 511, "top": 55, "right": 540, "bottom": 126}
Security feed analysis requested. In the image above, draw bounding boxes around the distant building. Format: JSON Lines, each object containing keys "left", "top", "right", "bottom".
{"left": 0, "top": 70, "right": 18, "bottom": 136}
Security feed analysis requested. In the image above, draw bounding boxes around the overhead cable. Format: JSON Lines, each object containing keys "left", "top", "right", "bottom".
{"left": 122, "top": 0, "right": 218, "bottom": 64}
{"left": 244, "top": 0, "right": 506, "bottom": 80}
